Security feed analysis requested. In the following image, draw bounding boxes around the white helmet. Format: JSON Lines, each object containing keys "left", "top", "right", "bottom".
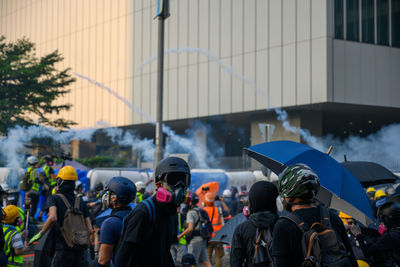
{"left": 27, "top": 156, "right": 38, "bottom": 165}
{"left": 135, "top": 181, "right": 146, "bottom": 192}
{"left": 223, "top": 189, "right": 232, "bottom": 198}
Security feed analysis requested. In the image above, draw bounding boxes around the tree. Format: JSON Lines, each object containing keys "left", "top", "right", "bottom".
{"left": 0, "top": 36, "right": 76, "bottom": 134}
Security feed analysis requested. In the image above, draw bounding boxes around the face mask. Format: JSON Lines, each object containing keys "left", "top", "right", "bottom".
{"left": 276, "top": 196, "right": 292, "bottom": 212}
{"left": 156, "top": 186, "right": 192, "bottom": 205}
{"left": 243, "top": 206, "right": 250, "bottom": 218}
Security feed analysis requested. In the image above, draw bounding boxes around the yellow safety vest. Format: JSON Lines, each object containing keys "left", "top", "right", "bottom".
{"left": 136, "top": 192, "right": 143, "bottom": 203}
{"left": 3, "top": 225, "right": 23, "bottom": 267}
{"left": 43, "top": 165, "right": 56, "bottom": 194}
{"left": 27, "top": 167, "right": 39, "bottom": 192}
{"left": 178, "top": 212, "right": 187, "bottom": 245}
{"left": 15, "top": 208, "right": 25, "bottom": 233}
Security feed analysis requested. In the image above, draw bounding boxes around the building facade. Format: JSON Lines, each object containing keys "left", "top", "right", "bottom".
{"left": 1, "top": 0, "right": 399, "bottom": 167}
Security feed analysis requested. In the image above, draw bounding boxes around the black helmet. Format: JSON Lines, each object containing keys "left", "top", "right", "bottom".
{"left": 378, "top": 201, "right": 400, "bottom": 229}
{"left": 105, "top": 177, "right": 136, "bottom": 204}
{"left": 154, "top": 157, "right": 191, "bottom": 187}
{"left": 191, "top": 193, "right": 199, "bottom": 206}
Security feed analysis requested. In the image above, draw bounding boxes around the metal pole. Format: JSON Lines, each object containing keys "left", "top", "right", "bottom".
{"left": 154, "top": 16, "right": 165, "bottom": 167}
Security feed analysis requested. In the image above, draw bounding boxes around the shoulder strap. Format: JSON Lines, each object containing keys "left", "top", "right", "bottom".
{"left": 74, "top": 196, "right": 81, "bottom": 209}
{"left": 282, "top": 212, "right": 309, "bottom": 233}
{"left": 319, "top": 206, "right": 331, "bottom": 228}
{"left": 56, "top": 194, "right": 72, "bottom": 209}
{"left": 142, "top": 198, "right": 156, "bottom": 224}
{"left": 210, "top": 206, "right": 216, "bottom": 223}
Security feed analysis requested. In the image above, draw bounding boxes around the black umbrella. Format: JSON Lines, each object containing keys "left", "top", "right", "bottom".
{"left": 341, "top": 161, "right": 399, "bottom": 187}
{"left": 209, "top": 213, "right": 246, "bottom": 244}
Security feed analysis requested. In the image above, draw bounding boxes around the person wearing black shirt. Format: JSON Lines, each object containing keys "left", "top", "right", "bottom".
{"left": 230, "top": 181, "right": 279, "bottom": 267}
{"left": 115, "top": 157, "right": 192, "bottom": 267}
{"left": 29, "top": 166, "right": 92, "bottom": 267}
{"left": 272, "top": 163, "right": 358, "bottom": 267}
{"left": 352, "top": 201, "right": 400, "bottom": 266}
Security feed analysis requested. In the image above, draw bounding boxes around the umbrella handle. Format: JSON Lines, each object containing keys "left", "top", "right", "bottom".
{"left": 327, "top": 146, "right": 333, "bottom": 155}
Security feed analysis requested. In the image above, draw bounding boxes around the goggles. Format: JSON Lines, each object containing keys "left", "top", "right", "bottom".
{"left": 163, "top": 172, "right": 191, "bottom": 188}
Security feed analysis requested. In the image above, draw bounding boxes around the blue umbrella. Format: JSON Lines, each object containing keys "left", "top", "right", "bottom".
{"left": 245, "top": 140, "right": 375, "bottom": 225}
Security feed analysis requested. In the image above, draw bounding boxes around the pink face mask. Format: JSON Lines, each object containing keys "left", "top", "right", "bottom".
{"left": 378, "top": 223, "right": 387, "bottom": 235}
{"left": 243, "top": 206, "right": 250, "bottom": 218}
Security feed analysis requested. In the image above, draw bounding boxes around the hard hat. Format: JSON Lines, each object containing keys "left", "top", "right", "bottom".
{"left": 375, "top": 189, "right": 387, "bottom": 200}
{"left": 135, "top": 181, "right": 146, "bottom": 192}
{"left": 223, "top": 189, "right": 232, "bottom": 198}
{"left": 2, "top": 205, "right": 19, "bottom": 224}
{"left": 27, "top": 156, "right": 38, "bottom": 165}
{"left": 357, "top": 260, "right": 370, "bottom": 267}
{"left": 366, "top": 187, "right": 376, "bottom": 193}
{"left": 339, "top": 211, "right": 352, "bottom": 220}
{"left": 57, "top": 166, "right": 78, "bottom": 181}
{"left": 75, "top": 180, "right": 82, "bottom": 189}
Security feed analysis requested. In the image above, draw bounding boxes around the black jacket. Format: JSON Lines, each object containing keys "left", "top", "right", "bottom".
{"left": 230, "top": 211, "right": 278, "bottom": 267}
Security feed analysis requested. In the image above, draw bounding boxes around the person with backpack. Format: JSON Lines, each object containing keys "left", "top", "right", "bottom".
{"left": 115, "top": 157, "right": 192, "bottom": 267}
{"left": 29, "top": 165, "right": 92, "bottom": 267}
{"left": 178, "top": 193, "right": 212, "bottom": 267}
{"left": 203, "top": 192, "right": 225, "bottom": 267}
{"left": 351, "top": 201, "right": 400, "bottom": 266}
{"left": 230, "top": 181, "right": 279, "bottom": 267}
{"left": 95, "top": 176, "right": 136, "bottom": 267}
{"left": 272, "top": 163, "right": 358, "bottom": 267}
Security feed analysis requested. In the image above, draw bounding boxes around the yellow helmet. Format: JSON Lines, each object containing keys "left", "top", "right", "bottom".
{"left": 374, "top": 189, "right": 386, "bottom": 200}
{"left": 357, "top": 260, "right": 370, "bottom": 267}
{"left": 57, "top": 166, "right": 78, "bottom": 181}
{"left": 366, "top": 187, "right": 376, "bottom": 193}
{"left": 2, "top": 205, "right": 19, "bottom": 224}
{"left": 339, "top": 211, "right": 353, "bottom": 226}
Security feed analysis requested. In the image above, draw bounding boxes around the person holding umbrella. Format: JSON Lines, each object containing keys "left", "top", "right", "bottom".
{"left": 271, "top": 163, "right": 358, "bottom": 267}
{"left": 230, "top": 181, "right": 279, "bottom": 267}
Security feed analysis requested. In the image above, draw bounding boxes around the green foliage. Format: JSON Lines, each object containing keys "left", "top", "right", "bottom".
{"left": 75, "top": 156, "right": 128, "bottom": 168}
{"left": 0, "top": 36, "right": 76, "bottom": 134}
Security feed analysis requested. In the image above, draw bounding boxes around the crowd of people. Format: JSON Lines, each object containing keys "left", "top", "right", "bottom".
{"left": 0, "top": 156, "right": 398, "bottom": 267}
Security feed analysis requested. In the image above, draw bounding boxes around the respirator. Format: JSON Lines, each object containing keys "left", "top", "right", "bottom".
{"left": 243, "top": 206, "right": 250, "bottom": 218}
{"left": 156, "top": 186, "right": 192, "bottom": 205}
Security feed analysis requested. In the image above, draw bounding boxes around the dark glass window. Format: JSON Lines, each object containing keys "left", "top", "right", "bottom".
{"left": 362, "top": 0, "right": 374, "bottom": 43}
{"left": 335, "top": 0, "right": 344, "bottom": 39}
{"left": 393, "top": 0, "right": 400, "bottom": 47}
{"left": 347, "top": 0, "right": 360, "bottom": 41}
{"left": 377, "top": 0, "right": 389, "bottom": 45}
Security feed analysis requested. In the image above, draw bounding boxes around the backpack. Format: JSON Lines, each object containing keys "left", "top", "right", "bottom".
{"left": 283, "top": 206, "right": 352, "bottom": 267}
{"left": 19, "top": 170, "right": 32, "bottom": 191}
{"left": 57, "top": 194, "right": 91, "bottom": 250}
{"left": 196, "top": 207, "right": 214, "bottom": 241}
{"left": 253, "top": 228, "right": 273, "bottom": 266}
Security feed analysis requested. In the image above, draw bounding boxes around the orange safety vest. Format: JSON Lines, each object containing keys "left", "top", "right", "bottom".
{"left": 204, "top": 206, "right": 223, "bottom": 238}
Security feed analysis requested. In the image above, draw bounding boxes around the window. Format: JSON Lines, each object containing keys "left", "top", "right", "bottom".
{"left": 335, "top": 0, "right": 344, "bottom": 39}
{"left": 362, "top": 0, "right": 374, "bottom": 43}
{"left": 347, "top": 0, "right": 360, "bottom": 41}
{"left": 393, "top": 0, "right": 400, "bottom": 47}
{"left": 377, "top": 0, "right": 389, "bottom": 45}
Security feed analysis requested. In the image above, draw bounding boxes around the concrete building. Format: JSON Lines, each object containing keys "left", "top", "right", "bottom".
{"left": 1, "top": 0, "right": 399, "bottom": 168}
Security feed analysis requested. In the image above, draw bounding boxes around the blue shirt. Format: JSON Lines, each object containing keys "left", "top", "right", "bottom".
{"left": 100, "top": 209, "right": 132, "bottom": 265}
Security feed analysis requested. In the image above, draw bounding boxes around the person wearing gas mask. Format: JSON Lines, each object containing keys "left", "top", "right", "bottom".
{"left": 115, "top": 157, "right": 192, "bottom": 267}
{"left": 230, "top": 181, "right": 279, "bottom": 267}
{"left": 271, "top": 163, "right": 357, "bottom": 267}
{"left": 351, "top": 201, "right": 400, "bottom": 266}
{"left": 95, "top": 177, "right": 136, "bottom": 267}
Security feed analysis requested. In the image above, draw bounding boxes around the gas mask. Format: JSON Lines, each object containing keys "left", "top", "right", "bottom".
{"left": 276, "top": 196, "right": 292, "bottom": 212}
{"left": 156, "top": 185, "right": 192, "bottom": 205}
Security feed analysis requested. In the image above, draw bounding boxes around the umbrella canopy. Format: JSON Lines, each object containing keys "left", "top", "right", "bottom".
{"left": 341, "top": 161, "right": 399, "bottom": 187}
{"left": 209, "top": 213, "right": 246, "bottom": 244}
{"left": 245, "top": 141, "right": 375, "bottom": 225}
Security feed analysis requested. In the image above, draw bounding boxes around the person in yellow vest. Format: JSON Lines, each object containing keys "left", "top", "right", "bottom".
{"left": 26, "top": 156, "right": 40, "bottom": 221}
{"left": 134, "top": 181, "right": 150, "bottom": 203}
{"left": 43, "top": 155, "right": 56, "bottom": 194}
{"left": 203, "top": 192, "right": 225, "bottom": 267}
{"left": 2, "top": 205, "right": 27, "bottom": 267}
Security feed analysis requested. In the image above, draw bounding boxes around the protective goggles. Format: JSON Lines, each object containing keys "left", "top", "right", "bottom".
{"left": 163, "top": 172, "right": 191, "bottom": 188}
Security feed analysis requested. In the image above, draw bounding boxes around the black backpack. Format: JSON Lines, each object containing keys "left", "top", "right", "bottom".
{"left": 282, "top": 206, "right": 352, "bottom": 267}
{"left": 253, "top": 228, "right": 273, "bottom": 266}
{"left": 197, "top": 208, "right": 214, "bottom": 241}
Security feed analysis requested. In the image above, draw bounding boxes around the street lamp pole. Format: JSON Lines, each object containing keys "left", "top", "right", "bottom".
{"left": 154, "top": 0, "right": 169, "bottom": 167}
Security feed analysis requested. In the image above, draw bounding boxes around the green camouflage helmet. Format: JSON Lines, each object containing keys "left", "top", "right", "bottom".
{"left": 278, "top": 163, "right": 320, "bottom": 199}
